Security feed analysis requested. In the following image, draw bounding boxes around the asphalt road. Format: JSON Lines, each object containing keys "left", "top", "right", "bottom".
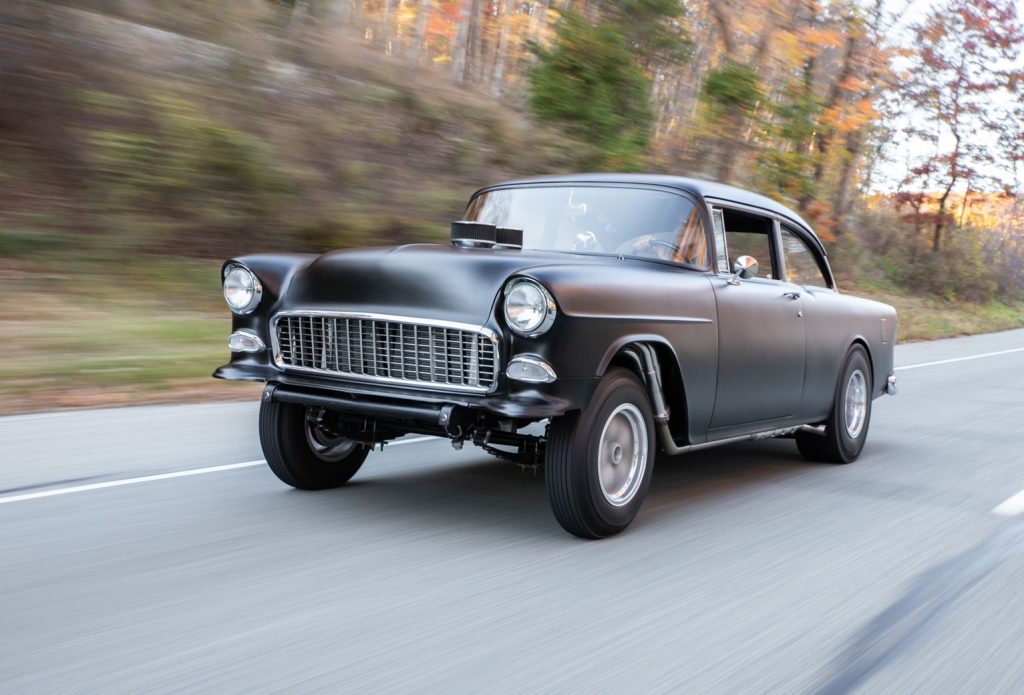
{"left": 3, "top": 329, "right": 1024, "bottom": 693}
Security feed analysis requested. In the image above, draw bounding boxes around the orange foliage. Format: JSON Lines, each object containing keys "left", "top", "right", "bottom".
{"left": 872, "top": 191, "right": 1024, "bottom": 232}
{"left": 795, "top": 27, "right": 846, "bottom": 48}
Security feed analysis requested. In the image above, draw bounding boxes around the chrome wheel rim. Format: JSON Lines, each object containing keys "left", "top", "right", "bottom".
{"left": 598, "top": 404, "right": 648, "bottom": 507}
{"left": 305, "top": 410, "right": 357, "bottom": 462}
{"left": 844, "top": 369, "right": 868, "bottom": 439}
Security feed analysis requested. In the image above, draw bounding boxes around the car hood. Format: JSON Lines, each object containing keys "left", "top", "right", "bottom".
{"left": 281, "top": 243, "right": 611, "bottom": 326}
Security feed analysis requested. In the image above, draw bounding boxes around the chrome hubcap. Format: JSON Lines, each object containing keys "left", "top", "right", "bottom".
{"left": 305, "top": 409, "right": 357, "bottom": 462}
{"left": 598, "top": 404, "right": 648, "bottom": 507}
{"left": 844, "top": 370, "right": 867, "bottom": 439}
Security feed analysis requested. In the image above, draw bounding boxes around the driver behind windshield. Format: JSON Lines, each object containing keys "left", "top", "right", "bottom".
{"left": 467, "top": 185, "right": 707, "bottom": 266}
{"left": 614, "top": 205, "right": 708, "bottom": 266}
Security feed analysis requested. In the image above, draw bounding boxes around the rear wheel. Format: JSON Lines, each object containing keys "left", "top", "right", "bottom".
{"left": 546, "top": 368, "right": 655, "bottom": 539}
{"left": 796, "top": 345, "right": 872, "bottom": 464}
{"left": 259, "top": 399, "right": 369, "bottom": 489}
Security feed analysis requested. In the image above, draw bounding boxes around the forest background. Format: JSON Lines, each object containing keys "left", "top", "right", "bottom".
{"left": 1, "top": 0, "right": 1023, "bottom": 412}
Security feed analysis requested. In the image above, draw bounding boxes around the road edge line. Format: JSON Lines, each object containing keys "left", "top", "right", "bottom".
{"left": 992, "top": 489, "right": 1024, "bottom": 516}
{"left": 897, "top": 347, "right": 1024, "bottom": 371}
{"left": 0, "top": 436, "right": 439, "bottom": 505}
{"left": 0, "top": 461, "right": 266, "bottom": 505}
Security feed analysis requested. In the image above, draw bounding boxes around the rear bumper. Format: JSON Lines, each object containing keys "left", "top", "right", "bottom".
{"left": 885, "top": 372, "right": 898, "bottom": 396}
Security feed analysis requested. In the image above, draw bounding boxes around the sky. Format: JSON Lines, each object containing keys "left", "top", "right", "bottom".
{"left": 872, "top": 0, "right": 1024, "bottom": 192}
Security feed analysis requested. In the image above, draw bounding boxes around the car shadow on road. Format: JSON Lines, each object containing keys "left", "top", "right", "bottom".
{"left": 640, "top": 439, "right": 819, "bottom": 526}
{"left": 293, "top": 437, "right": 820, "bottom": 540}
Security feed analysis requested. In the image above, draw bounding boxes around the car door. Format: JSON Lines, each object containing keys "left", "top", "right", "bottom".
{"left": 709, "top": 207, "right": 806, "bottom": 429}
{"left": 778, "top": 223, "right": 848, "bottom": 421}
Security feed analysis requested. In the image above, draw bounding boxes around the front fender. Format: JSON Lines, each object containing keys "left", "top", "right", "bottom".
{"left": 510, "top": 264, "right": 719, "bottom": 439}
{"left": 215, "top": 254, "right": 316, "bottom": 377}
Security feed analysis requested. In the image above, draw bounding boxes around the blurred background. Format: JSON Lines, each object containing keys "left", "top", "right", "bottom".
{"left": 1, "top": 0, "right": 1022, "bottom": 414}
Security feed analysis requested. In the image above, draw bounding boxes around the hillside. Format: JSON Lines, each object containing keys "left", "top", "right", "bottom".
{"left": 1, "top": 0, "right": 1022, "bottom": 413}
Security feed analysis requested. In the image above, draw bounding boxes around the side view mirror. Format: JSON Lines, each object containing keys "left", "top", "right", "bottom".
{"left": 729, "top": 255, "right": 759, "bottom": 285}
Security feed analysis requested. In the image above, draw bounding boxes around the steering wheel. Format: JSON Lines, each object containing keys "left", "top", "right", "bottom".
{"left": 572, "top": 230, "right": 603, "bottom": 252}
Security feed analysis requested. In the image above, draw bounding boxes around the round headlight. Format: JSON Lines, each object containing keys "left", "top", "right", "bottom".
{"left": 503, "top": 278, "right": 556, "bottom": 337}
{"left": 223, "top": 263, "right": 262, "bottom": 315}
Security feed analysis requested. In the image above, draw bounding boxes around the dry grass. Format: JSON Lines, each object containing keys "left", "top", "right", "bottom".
{"left": 0, "top": 258, "right": 255, "bottom": 415}
{"left": 847, "top": 284, "right": 1024, "bottom": 342}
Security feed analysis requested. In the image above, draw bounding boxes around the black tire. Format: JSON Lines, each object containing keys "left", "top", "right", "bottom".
{"left": 546, "top": 368, "right": 656, "bottom": 539}
{"left": 259, "top": 398, "right": 369, "bottom": 490}
{"left": 796, "top": 345, "right": 873, "bottom": 464}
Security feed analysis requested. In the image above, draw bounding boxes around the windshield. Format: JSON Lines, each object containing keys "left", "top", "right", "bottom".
{"left": 464, "top": 185, "right": 708, "bottom": 266}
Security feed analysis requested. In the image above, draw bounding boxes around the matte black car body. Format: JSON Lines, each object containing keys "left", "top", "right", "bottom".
{"left": 216, "top": 174, "right": 897, "bottom": 536}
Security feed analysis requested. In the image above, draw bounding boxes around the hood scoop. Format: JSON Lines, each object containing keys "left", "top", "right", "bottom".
{"left": 450, "top": 221, "right": 523, "bottom": 250}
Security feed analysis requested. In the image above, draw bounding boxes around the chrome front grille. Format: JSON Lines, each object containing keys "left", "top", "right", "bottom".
{"left": 273, "top": 313, "right": 498, "bottom": 393}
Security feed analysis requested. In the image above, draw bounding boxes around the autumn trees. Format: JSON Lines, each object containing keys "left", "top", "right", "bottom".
{"left": 108, "top": 0, "right": 1024, "bottom": 282}
{"left": 528, "top": 14, "right": 653, "bottom": 169}
{"left": 674, "top": 0, "right": 897, "bottom": 239}
{"left": 521, "top": 0, "right": 900, "bottom": 233}
{"left": 527, "top": 0, "right": 690, "bottom": 168}
{"left": 897, "top": 0, "right": 1023, "bottom": 253}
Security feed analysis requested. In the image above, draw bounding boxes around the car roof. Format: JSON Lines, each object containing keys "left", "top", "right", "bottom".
{"left": 476, "top": 173, "right": 821, "bottom": 245}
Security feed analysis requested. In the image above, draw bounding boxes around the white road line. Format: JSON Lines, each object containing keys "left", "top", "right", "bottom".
{"left": 992, "top": 489, "right": 1024, "bottom": 516}
{"left": 0, "top": 436, "right": 438, "bottom": 505}
{"left": 0, "top": 461, "right": 266, "bottom": 505}
{"left": 897, "top": 347, "right": 1024, "bottom": 371}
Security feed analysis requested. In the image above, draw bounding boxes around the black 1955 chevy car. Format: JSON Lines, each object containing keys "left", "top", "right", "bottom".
{"left": 215, "top": 174, "right": 897, "bottom": 538}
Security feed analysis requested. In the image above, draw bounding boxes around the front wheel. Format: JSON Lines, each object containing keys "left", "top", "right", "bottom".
{"left": 796, "top": 345, "right": 873, "bottom": 464}
{"left": 259, "top": 399, "right": 369, "bottom": 489}
{"left": 546, "top": 368, "right": 656, "bottom": 539}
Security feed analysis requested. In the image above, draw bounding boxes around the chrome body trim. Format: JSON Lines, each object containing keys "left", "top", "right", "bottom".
{"left": 269, "top": 310, "right": 501, "bottom": 395}
{"left": 506, "top": 355, "right": 558, "bottom": 384}
{"left": 228, "top": 329, "right": 266, "bottom": 353}
{"left": 561, "top": 313, "right": 712, "bottom": 324}
{"left": 885, "top": 372, "right": 898, "bottom": 396}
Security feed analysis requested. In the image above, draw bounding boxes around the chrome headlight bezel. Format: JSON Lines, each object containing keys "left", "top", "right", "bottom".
{"left": 503, "top": 278, "right": 556, "bottom": 338}
{"left": 223, "top": 262, "right": 263, "bottom": 315}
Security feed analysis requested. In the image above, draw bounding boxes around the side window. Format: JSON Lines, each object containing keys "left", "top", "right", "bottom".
{"left": 720, "top": 208, "right": 778, "bottom": 280}
{"left": 780, "top": 227, "right": 829, "bottom": 288}
{"left": 710, "top": 207, "right": 729, "bottom": 273}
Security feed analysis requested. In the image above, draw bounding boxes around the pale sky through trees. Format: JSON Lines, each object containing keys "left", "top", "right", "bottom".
{"left": 873, "top": 0, "right": 1024, "bottom": 193}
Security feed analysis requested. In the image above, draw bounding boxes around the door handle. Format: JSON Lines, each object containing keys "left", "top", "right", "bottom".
{"left": 783, "top": 291, "right": 801, "bottom": 300}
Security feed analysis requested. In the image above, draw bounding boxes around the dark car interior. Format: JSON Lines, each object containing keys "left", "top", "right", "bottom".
{"left": 720, "top": 208, "right": 776, "bottom": 279}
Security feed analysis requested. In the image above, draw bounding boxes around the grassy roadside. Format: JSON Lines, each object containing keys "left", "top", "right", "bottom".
{"left": 1, "top": 259, "right": 1021, "bottom": 416}
{"left": 0, "top": 258, "right": 261, "bottom": 415}
{"left": 840, "top": 276, "right": 1024, "bottom": 342}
